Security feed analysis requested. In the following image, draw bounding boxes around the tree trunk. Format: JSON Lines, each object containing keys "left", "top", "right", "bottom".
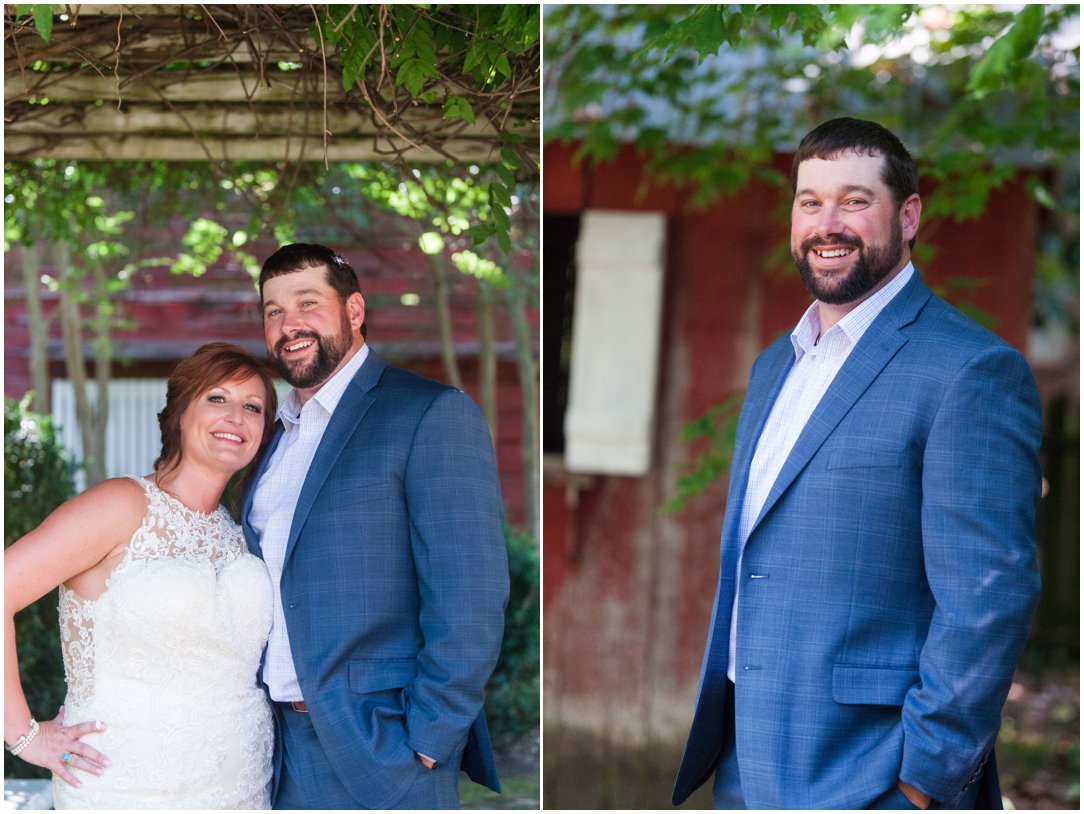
{"left": 476, "top": 279, "right": 498, "bottom": 447}
{"left": 432, "top": 256, "right": 463, "bottom": 390}
{"left": 54, "top": 242, "right": 107, "bottom": 488}
{"left": 18, "top": 244, "right": 51, "bottom": 413}
{"left": 90, "top": 259, "right": 112, "bottom": 485}
{"left": 506, "top": 282, "right": 539, "bottom": 542}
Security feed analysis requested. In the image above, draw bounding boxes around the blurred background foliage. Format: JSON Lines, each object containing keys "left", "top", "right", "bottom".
{"left": 487, "top": 526, "right": 541, "bottom": 745}
{"left": 545, "top": 4, "right": 1077, "bottom": 213}
{"left": 4, "top": 157, "right": 540, "bottom": 535}
{"left": 546, "top": 1, "right": 1078, "bottom": 554}
{"left": 4, "top": 396, "right": 76, "bottom": 781}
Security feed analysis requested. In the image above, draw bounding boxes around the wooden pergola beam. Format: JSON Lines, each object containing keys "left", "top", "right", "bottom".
{"left": 3, "top": 133, "right": 513, "bottom": 162}
{"left": 7, "top": 70, "right": 339, "bottom": 103}
{"left": 3, "top": 4, "right": 540, "bottom": 164}
{"left": 6, "top": 27, "right": 314, "bottom": 69}
{"left": 4, "top": 103, "right": 500, "bottom": 138}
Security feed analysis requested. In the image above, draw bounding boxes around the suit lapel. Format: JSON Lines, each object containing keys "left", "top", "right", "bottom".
{"left": 721, "top": 338, "right": 794, "bottom": 544}
{"left": 748, "top": 274, "right": 932, "bottom": 535}
{"left": 281, "top": 351, "right": 385, "bottom": 568}
{"left": 709, "top": 338, "right": 797, "bottom": 656}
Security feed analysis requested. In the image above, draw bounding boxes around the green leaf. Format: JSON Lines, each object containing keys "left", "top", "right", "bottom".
{"left": 418, "top": 231, "right": 445, "bottom": 255}
{"left": 494, "top": 163, "right": 516, "bottom": 189}
{"left": 452, "top": 250, "right": 507, "bottom": 285}
{"left": 396, "top": 56, "right": 439, "bottom": 99}
{"left": 662, "top": 393, "right": 744, "bottom": 513}
{"left": 500, "top": 148, "right": 522, "bottom": 169}
{"left": 32, "top": 5, "right": 53, "bottom": 43}
{"left": 340, "top": 24, "right": 376, "bottom": 91}
{"left": 444, "top": 95, "right": 476, "bottom": 124}
{"left": 1026, "top": 177, "right": 1058, "bottom": 210}
{"left": 490, "top": 181, "right": 512, "bottom": 209}
{"left": 173, "top": 217, "right": 228, "bottom": 276}
{"left": 465, "top": 37, "right": 503, "bottom": 79}
{"left": 967, "top": 4, "right": 1045, "bottom": 97}
{"left": 396, "top": 58, "right": 423, "bottom": 98}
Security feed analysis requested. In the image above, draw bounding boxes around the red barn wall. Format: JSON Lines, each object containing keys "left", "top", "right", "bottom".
{"left": 4, "top": 239, "right": 535, "bottom": 528}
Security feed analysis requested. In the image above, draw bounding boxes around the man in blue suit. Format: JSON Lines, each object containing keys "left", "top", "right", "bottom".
{"left": 242, "top": 243, "right": 509, "bottom": 809}
{"left": 673, "top": 119, "right": 1042, "bottom": 810}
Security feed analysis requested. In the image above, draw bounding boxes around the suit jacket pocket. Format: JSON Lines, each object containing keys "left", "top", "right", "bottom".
{"left": 826, "top": 445, "right": 905, "bottom": 470}
{"left": 832, "top": 663, "right": 917, "bottom": 706}
{"left": 349, "top": 657, "right": 417, "bottom": 694}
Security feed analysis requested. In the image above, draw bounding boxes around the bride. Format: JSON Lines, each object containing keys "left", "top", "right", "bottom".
{"left": 5, "top": 343, "right": 278, "bottom": 809}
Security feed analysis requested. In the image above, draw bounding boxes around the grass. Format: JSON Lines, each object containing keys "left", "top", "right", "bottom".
{"left": 461, "top": 775, "right": 540, "bottom": 810}
{"left": 462, "top": 730, "right": 540, "bottom": 810}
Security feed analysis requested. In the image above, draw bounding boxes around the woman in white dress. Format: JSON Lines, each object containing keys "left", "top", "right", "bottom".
{"left": 5, "top": 343, "right": 279, "bottom": 809}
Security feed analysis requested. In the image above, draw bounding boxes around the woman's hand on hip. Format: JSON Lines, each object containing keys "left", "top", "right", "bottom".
{"left": 17, "top": 707, "right": 110, "bottom": 788}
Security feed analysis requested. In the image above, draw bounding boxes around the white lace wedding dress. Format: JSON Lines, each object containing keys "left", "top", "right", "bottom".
{"left": 52, "top": 476, "right": 274, "bottom": 809}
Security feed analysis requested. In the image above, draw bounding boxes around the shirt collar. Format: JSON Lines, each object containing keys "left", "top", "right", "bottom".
{"left": 279, "top": 342, "right": 370, "bottom": 425}
{"left": 790, "top": 262, "right": 914, "bottom": 359}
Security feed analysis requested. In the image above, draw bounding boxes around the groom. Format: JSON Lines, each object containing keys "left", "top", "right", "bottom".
{"left": 673, "top": 119, "right": 1042, "bottom": 809}
{"left": 242, "top": 243, "right": 509, "bottom": 809}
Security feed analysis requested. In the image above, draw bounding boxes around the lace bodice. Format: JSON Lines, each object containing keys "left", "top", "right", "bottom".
{"left": 53, "top": 476, "right": 273, "bottom": 809}
{"left": 59, "top": 476, "right": 249, "bottom": 707}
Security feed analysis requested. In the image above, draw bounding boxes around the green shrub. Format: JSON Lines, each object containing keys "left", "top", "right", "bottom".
{"left": 4, "top": 395, "right": 77, "bottom": 779}
{"left": 486, "top": 525, "right": 540, "bottom": 745}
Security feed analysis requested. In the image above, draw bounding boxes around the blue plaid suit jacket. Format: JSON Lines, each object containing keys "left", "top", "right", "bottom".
{"left": 242, "top": 350, "right": 509, "bottom": 809}
{"left": 673, "top": 273, "right": 1042, "bottom": 809}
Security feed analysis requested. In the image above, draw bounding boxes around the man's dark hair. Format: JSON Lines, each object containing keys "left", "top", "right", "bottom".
{"left": 791, "top": 117, "right": 919, "bottom": 211}
{"left": 258, "top": 242, "right": 366, "bottom": 338}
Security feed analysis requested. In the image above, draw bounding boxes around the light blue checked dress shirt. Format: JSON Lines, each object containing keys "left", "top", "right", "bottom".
{"left": 249, "top": 343, "right": 369, "bottom": 701}
{"left": 727, "top": 263, "right": 915, "bottom": 682}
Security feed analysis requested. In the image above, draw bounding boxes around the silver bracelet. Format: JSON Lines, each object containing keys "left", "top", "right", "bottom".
{"left": 6, "top": 717, "right": 40, "bottom": 756}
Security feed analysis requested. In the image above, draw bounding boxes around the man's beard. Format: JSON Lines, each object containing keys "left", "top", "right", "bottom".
{"left": 272, "top": 310, "right": 354, "bottom": 388}
{"left": 792, "top": 219, "right": 903, "bottom": 305}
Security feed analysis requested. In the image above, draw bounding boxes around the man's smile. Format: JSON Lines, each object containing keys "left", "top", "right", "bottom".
{"left": 813, "top": 247, "right": 854, "bottom": 259}
{"left": 277, "top": 335, "right": 319, "bottom": 356}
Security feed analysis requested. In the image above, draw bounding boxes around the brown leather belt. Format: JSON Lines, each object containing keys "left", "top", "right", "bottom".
{"left": 283, "top": 700, "right": 308, "bottom": 713}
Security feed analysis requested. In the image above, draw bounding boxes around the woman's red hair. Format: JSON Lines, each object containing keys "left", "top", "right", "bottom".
{"left": 154, "top": 343, "right": 277, "bottom": 479}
